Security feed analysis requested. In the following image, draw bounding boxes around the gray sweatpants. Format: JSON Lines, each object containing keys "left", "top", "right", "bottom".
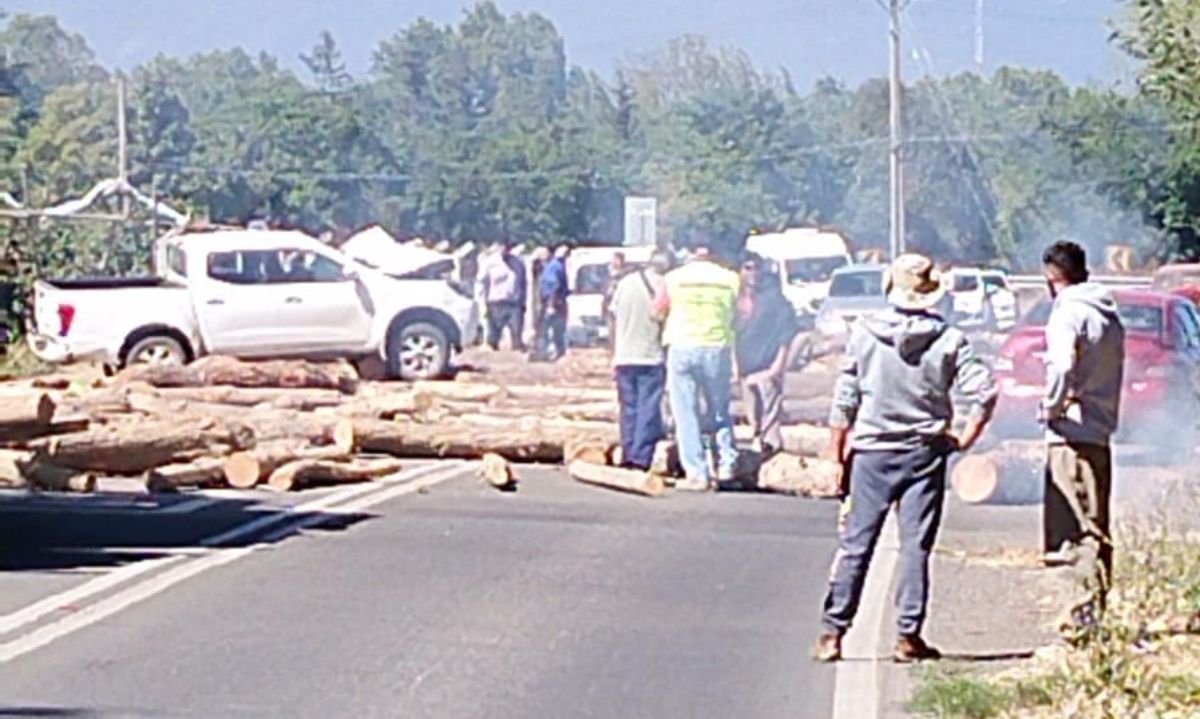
{"left": 822, "top": 444, "right": 948, "bottom": 637}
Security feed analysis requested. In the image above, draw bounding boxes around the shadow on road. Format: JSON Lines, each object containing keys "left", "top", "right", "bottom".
{"left": 0, "top": 708, "right": 96, "bottom": 717}
{"left": 0, "top": 490, "right": 373, "bottom": 573}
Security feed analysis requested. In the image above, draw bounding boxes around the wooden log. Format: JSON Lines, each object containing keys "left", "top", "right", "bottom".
{"left": 951, "top": 441, "right": 1045, "bottom": 505}
{"left": 563, "top": 438, "right": 614, "bottom": 466}
{"left": 409, "top": 381, "right": 503, "bottom": 403}
{"left": 777, "top": 424, "right": 830, "bottom": 457}
{"left": 123, "top": 393, "right": 353, "bottom": 451}
{"left": 119, "top": 356, "right": 359, "bottom": 394}
{"left": 267, "top": 457, "right": 407, "bottom": 492}
{"left": 0, "top": 449, "right": 95, "bottom": 492}
{"left": 30, "top": 418, "right": 256, "bottom": 474}
{"left": 145, "top": 458, "right": 227, "bottom": 493}
{"left": 153, "top": 386, "right": 346, "bottom": 411}
{"left": 755, "top": 452, "right": 841, "bottom": 497}
{"left": 0, "top": 393, "right": 55, "bottom": 428}
{"left": 477, "top": 453, "right": 516, "bottom": 490}
{"left": 568, "top": 460, "right": 665, "bottom": 497}
{"left": 222, "top": 443, "right": 352, "bottom": 489}
{"left": 349, "top": 417, "right": 614, "bottom": 463}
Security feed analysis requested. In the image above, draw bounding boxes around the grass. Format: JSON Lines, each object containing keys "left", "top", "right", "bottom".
{"left": 910, "top": 492, "right": 1200, "bottom": 719}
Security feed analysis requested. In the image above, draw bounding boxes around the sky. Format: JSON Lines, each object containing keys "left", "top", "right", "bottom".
{"left": 9, "top": 0, "right": 1134, "bottom": 90}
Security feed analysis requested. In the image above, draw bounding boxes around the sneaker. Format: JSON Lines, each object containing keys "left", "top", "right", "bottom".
{"left": 1042, "top": 541, "right": 1079, "bottom": 568}
{"left": 716, "top": 465, "right": 737, "bottom": 483}
{"left": 894, "top": 634, "right": 941, "bottom": 663}
{"left": 812, "top": 631, "right": 843, "bottom": 662}
{"left": 675, "top": 477, "right": 713, "bottom": 493}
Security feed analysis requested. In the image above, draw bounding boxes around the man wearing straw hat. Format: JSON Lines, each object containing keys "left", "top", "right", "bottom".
{"left": 814, "top": 254, "right": 998, "bottom": 663}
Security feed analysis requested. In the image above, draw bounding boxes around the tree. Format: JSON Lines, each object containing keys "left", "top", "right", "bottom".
{"left": 301, "top": 31, "right": 352, "bottom": 94}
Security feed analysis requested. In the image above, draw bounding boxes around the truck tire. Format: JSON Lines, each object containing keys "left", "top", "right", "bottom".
{"left": 388, "top": 321, "right": 450, "bottom": 381}
{"left": 123, "top": 334, "right": 188, "bottom": 367}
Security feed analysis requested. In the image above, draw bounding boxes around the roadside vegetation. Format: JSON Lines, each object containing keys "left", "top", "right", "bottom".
{"left": 910, "top": 505, "right": 1200, "bottom": 718}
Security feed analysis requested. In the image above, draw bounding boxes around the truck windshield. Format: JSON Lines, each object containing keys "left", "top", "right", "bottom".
{"left": 785, "top": 256, "right": 847, "bottom": 284}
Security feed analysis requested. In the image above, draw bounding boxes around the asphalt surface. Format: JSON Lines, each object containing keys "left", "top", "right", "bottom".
{"left": 0, "top": 464, "right": 841, "bottom": 719}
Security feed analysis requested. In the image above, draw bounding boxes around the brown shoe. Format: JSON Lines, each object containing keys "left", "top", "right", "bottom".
{"left": 894, "top": 634, "right": 941, "bottom": 663}
{"left": 813, "top": 631, "right": 843, "bottom": 662}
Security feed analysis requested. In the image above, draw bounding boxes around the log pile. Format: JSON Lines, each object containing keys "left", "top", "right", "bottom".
{"left": 0, "top": 355, "right": 842, "bottom": 497}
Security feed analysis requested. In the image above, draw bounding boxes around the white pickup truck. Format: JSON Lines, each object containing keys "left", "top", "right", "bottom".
{"left": 27, "top": 228, "right": 479, "bottom": 380}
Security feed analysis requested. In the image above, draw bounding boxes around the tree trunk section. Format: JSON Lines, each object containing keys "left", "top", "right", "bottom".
{"left": 350, "top": 418, "right": 614, "bottom": 463}
{"left": 30, "top": 418, "right": 255, "bottom": 474}
{"left": 145, "top": 458, "right": 227, "bottom": 492}
{"left": 267, "top": 457, "right": 407, "bottom": 492}
{"left": 223, "top": 443, "right": 352, "bottom": 489}
{"left": 755, "top": 453, "right": 842, "bottom": 497}
{"left": 119, "top": 356, "right": 359, "bottom": 394}
{"left": 951, "top": 441, "right": 1045, "bottom": 504}
{"left": 568, "top": 460, "right": 665, "bottom": 497}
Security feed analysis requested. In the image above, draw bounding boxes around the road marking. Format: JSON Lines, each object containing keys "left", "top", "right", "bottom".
{"left": 156, "top": 496, "right": 221, "bottom": 515}
{"left": 0, "top": 461, "right": 458, "bottom": 643}
{"left": 0, "top": 461, "right": 469, "bottom": 664}
{"left": 832, "top": 516, "right": 900, "bottom": 719}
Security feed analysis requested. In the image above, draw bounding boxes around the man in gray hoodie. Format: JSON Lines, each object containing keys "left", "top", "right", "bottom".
{"left": 1039, "top": 241, "right": 1124, "bottom": 626}
{"left": 814, "top": 254, "right": 998, "bottom": 664}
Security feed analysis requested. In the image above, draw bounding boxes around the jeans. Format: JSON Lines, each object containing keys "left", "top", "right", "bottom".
{"left": 486, "top": 300, "right": 525, "bottom": 351}
{"left": 822, "top": 444, "right": 948, "bottom": 637}
{"left": 537, "top": 302, "right": 567, "bottom": 360}
{"left": 667, "top": 346, "right": 737, "bottom": 482}
{"left": 615, "top": 364, "right": 666, "bottom": 469}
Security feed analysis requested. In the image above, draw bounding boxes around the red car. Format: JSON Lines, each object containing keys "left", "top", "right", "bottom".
{"left": 991, "top": 289, "right": 1200, "bottom": 445}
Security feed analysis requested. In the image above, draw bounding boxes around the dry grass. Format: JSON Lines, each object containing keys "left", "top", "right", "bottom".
{"left": 913, "top": 495, "right": 1200, "bottom": 718}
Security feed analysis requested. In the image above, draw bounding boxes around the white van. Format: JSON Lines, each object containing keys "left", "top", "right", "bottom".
{"left": 744, "top": 228, "right": 853, "bottom": 317}
{"left": 565, "top": 246, "right": 656, "bottom": 346}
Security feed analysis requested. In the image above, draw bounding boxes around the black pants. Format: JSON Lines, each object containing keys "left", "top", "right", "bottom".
{"left": 486, "top": 301, "right": 525, "bottom": 351}
{"left": 615, "top": 364, "right": 666, "bottom": 469}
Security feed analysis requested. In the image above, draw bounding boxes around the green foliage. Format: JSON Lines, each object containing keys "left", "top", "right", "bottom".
{"left": 908, "top": 668, "right": 1011, "bottom": 718}
{"left": 0, "top": 2, "right": 1194, "bottom": 283}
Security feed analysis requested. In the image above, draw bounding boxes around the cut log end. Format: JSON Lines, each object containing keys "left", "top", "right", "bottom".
{"left": 951, "top": 455, "right": 1000, "bottom": 504}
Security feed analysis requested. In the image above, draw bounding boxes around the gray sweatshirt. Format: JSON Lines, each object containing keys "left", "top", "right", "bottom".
{"left": 830, "top": 307, "right": 998, "bottom": 451}
{"left": 1041, "top": 282, "right": 1125, "bottom": 446}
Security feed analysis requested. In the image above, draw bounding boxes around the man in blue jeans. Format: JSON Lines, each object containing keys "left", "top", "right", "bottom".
{"left": 814, "top": 254, "right": 997, "bottom": 663}
{"left": 653, "top": 246, "right": 741, "bottom": 492}
{"left": 609, "top": 250, "right": 673, "bottom": 469}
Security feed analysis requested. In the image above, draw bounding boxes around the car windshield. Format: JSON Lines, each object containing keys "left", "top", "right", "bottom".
{"left": 575, "top": 264, "right": 611, "bottom": 294}
{"left": 953, "top": 274, "right": 979, "bottom": 292}
{"left": 785, "top": 256, "right": 847, "bottom": 284}
{"left": 1023, "top": 299, "right": 1163, "bottom": 336}
{"left": 828, "top": 270, "right": 884, "bottom": 298}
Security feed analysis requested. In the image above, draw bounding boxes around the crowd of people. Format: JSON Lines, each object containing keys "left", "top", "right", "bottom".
{"left": 484, "top": 238, "right": 1123, "bottom": 662}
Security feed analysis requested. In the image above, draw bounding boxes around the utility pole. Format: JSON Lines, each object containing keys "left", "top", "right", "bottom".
{"left": 116, "top": 75, "right": 129, "bottom": 218}
{"left": 974, "top": 0, "right": 985, "bottom": 74}
{"left": 887, "top": 0, "right": 905, "bottom": 259}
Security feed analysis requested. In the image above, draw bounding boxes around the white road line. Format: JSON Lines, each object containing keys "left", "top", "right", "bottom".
{"left": 832, "top": 516, "right": 900, "bottom": 719}
{"left": 0, "top": 461, "right": 469, "bottom": 664}
{"left": 156, "top": 497, "right": 221, "bottom": 515}
{"left": 0, "top": 461, "right": 451, "bottom": 641}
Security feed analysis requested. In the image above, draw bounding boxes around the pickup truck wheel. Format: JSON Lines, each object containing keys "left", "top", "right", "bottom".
{"left": 389, "top": 322, "right": 449, "bottom": 380}
{"left": 124, "top": 335, "right": 187, "bottom": 367}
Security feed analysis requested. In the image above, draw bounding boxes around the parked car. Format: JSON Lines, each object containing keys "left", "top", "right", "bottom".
{"left": 27, "top": 228, "right": 480, "bottom": 380}
{"left": 1153, "top": 263, "right": 1200, "bottom": 306}
{"left": 814, "top": 264, "right": 888, "bottom": 341}
{"left": 949, "top": 267, "right": 1018, "bottom": 330}
{"left": 991, "top": 289, "right": 1200, "bottom": 445}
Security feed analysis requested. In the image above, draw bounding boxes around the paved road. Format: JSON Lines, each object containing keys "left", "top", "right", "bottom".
{"left": 0, "top": 463, "right": 841, "bottom": 719}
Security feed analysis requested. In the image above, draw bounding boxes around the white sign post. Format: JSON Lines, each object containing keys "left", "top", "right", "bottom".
{"left": 623, "top": 196, "right": 657, "bottom": 247}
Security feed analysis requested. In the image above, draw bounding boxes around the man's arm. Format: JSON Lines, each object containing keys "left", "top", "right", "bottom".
{"left": 951, "top": 336, "right": 999, "bottom": 452}
{"left": 1041, "top": 308, "right": 1078, "bottom": 422}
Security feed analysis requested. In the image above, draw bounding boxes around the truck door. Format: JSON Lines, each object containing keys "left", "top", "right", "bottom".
{"left": 193, "top": 248, "right": 372, "bottom": 356}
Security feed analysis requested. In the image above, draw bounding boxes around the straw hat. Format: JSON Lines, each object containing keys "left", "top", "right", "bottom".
{"left": 885, "top": 253, "right": 948, "bottom": 311}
